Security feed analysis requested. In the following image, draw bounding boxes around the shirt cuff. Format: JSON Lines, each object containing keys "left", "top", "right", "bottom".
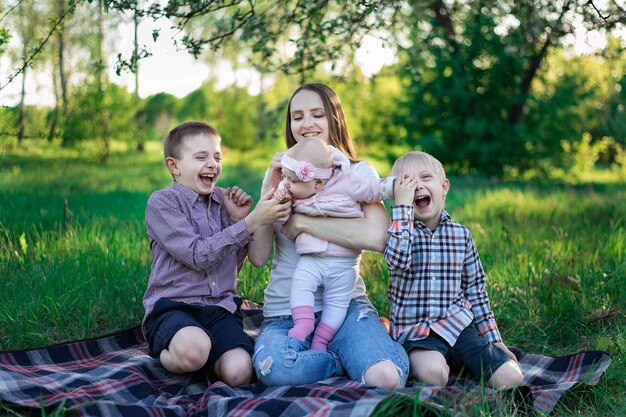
{"left": 478, "top": 325, "right": 502, "bottom": 343}
{"left": 391, "top": 205, "right": 413, "bottom": 221}
{"left": 231, "top": 218, "right": 253, "bottom": 245}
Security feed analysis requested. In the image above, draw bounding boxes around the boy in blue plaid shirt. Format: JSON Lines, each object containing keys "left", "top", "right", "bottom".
{"left": 384, "top": 151, "right": 523, "bottom": 389}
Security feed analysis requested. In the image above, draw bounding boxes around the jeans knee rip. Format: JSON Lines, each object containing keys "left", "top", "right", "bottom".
{"left": 260, "top": 356, "right": 273, "bottom": 376}
{"left": 394, "top": 363, "right": 405, "bottom": 380}
{"left": 361, "top": 359, "right": 405, "bottom": 388}
{"left": 357, "top": 308, "right": 370, "bottom": 321}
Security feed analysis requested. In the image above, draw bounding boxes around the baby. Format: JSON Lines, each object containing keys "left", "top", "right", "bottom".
{"left": 275, "top": 138, "right": 393, "bottom": 351}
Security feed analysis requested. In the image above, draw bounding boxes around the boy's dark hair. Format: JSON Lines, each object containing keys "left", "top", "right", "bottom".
{"left": 164, "top": 121, "right": 220, "bottom": 159}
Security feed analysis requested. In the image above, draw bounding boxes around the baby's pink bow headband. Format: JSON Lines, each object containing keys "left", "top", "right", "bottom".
{"left": 281, "top": 155, "right": 333, "bottom": 182}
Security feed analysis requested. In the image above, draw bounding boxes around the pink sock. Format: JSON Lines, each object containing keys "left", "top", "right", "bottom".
{"left": 288, "top": 306, "right": 315, "bottom": 341}
{"left": 311, "top": 322, "right": 338, "bottom": 352}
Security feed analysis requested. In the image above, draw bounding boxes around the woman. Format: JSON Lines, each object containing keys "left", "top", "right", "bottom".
{"left": 249, "top": 83, "right": 408, "bottom": 388}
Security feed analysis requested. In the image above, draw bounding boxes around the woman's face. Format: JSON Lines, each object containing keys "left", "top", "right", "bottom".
{"left": 289, "top": 89, "right": 330, "bottom": 144}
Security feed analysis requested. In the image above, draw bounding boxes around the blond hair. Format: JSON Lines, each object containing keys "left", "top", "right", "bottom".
{"left": 391, "top": 151, "right": 446, "bottom": 180}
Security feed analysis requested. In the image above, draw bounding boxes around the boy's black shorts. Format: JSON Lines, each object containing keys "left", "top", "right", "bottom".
{"left": 144, "top": 298, "right": 253, "bottom": 369}
{"left": 403, "top": 325, "right": 510, "bottom": 381}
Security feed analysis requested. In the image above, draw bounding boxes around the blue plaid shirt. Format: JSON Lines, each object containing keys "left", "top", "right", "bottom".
{"left": 384, "top": 205, "right": 501, "bottom": 346}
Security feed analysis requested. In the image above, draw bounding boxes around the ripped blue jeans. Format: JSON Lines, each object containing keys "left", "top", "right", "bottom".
{"left": 253, "top": 296, "right": 409, "bottom": 387}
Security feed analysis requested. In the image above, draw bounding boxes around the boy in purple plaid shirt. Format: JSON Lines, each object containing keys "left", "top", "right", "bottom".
{"left": 384, "top": 151, "right": 523, "bottom": 389}
{"left": 142, "top": 121, "right": 291, "bottom": 386}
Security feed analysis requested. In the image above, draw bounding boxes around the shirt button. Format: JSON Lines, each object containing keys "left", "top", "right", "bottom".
{"left": 431, "top": 276, "right": 436, "bottom": 281}
{"left": 211, "top": 281, "right": 216, "bottom": 287}
{"left": 430, "top": 299, "right": 436, "bottom": 304}
{"left": 431, "top": 255, "right": 436, "bottom": 261}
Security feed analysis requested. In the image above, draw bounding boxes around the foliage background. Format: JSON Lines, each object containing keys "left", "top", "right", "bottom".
{"left": 1, "top": 1, "right": 626, "bottom": 178}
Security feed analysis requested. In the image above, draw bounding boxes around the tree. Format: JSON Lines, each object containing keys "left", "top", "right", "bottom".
{"left": 599, "top": 35, "right": 626, "bottom": 148}
{"left": 0, "top": 0, "right": 87, "bottom": 93}
{"left": 525, "top": 49, "right": 614, "bottom": 166}
{"left": 105, "top": 0, "right": 403, "bottom": 77}
{"left": 131, "top": 0, "right": 147, "bottom": 152}
{"left": 5, "top": 0, "right": 622, "bottom": 91}
{"left": 94, "top": 0, "right": 111, "bottom": 161}
{"left": 63, "top": 82, "right": 135, "bottom": 146}
{"left": 104, "top": 0, "right": 624, "bottom": 173}
{"left": 7, "top": 1, "right": 44, "bottom": 144}
{"left": 177, "top": 80, "right": 215, "bottom": 122}
{"left": 1, "top": 0, "right": 624, "bottom": 175}
{"left": 47, "top": 0, "right": 75, "bottom": 142}
{"left": 392, "top": 0, "right": 624, "bottom": 174}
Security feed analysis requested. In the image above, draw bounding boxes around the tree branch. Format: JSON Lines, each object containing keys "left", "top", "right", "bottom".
{"left": 587, "top": 0, "right": 610, "bottom": 21}
{"left": 164, "top": 0, "right": 248, "bottom": 20}
{"left": 509, "top": 0, "right": 573, "bottom": 126}
{"left": 0, "top": 0, "right": 24, "bottom": 25}
{"left": 0, "top": 0, "right": 85, "bottom": 92}
{"left": 177, "top": 5, "right": 256, "bottom": 57}
{"left": 585, "top": 0, "right": 626, "bottom": 29}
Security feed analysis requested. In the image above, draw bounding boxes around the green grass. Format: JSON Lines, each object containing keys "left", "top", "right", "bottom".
{"left": 1, "top": 139, "right": 624, "bottom": 416}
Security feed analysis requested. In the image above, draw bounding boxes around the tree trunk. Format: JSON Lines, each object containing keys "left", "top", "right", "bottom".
{"left": 17, "top": 34, "right": 30, "bottom": 144}
{"left": 133, "top": 2, "right": 144, "bottom": 153}
{"left": 508, "top": 36, "right": 551, "bottom": 126}
{"left": 58, "top": 0, "right": 69, "bottom": 118}
{"left": 97, "top": 0, "right": 110, "bottom": 162}
{"left": 431, "top": 0, "right": 458, "bottom": 54}
{"left": 48, "top": 60, "right": 60, "bottom": 141}
{"left": 17, "top": 63, "right": 27, "bottom": 144}
{"left": 508, "top": 0, "right": 572, "bottom": 127}
{"left": 256, "top": 72, "right": 268, "bottom": 142}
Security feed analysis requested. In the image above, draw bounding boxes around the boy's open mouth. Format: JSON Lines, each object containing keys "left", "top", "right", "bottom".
{"left": 414, "top": 195, "right": 430, "bottom": 208}
{"left": 199, "top": 173, "right": 216, "bottom": 186}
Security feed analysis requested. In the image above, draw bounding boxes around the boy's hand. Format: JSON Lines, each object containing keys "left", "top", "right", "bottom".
{"left": 394, "top": 174, "right": 418, "bottom": 206}
{"left": 495, "top": 342, "right": 519, "bottom": 363}
{"left": 224, "top": 186, "right": 253, "bottom": 223}
{"left": 244, "top": 188, "right": 292, "bottom": 233}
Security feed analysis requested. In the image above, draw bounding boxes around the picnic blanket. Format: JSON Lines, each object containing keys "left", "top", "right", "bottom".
{"left": 0, "top": 302, "right": 611, "bottom": 417}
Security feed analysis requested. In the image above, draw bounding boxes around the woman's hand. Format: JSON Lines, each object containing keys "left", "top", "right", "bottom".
{"left": 281, "top": 212, "right": 304, "bottom": 240}
{"left": 261, "top": 152, "right": 284, "bottom": 194}
{"left": 281, "top": 201, "right": 389, "bottom": 252}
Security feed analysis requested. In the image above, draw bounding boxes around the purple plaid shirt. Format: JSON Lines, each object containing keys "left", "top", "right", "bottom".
{"left": 384, "top": 205, "right": 501, "bottom": 346}
{"left": 142, "top": 181, "right": 252, "bottom": 333}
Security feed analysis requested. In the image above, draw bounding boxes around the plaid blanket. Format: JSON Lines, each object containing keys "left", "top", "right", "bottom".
{"left": 0, "top": 303, "right": 611, "bottom": 417}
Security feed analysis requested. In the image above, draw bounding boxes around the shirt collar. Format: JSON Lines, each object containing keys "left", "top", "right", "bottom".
{"left": 172, "top": 181, "right": 223, "bottom": 207}
{"left": 414, "top": 209, "right": 452, "bottom": 230}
